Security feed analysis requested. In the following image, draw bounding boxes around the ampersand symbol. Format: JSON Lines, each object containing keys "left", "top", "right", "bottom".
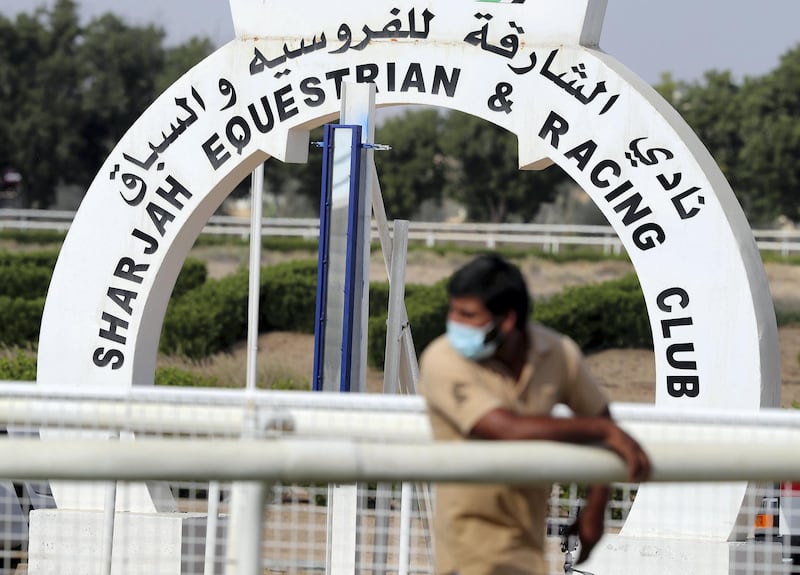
{"left": 488, "top": 82, "right": 514, "bottom": 114}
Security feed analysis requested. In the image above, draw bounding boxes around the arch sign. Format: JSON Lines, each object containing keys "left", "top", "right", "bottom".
{"left": 37, "top": 0, "right": 779, "bottom": 565}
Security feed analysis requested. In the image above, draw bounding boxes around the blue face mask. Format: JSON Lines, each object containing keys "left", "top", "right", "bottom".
{"left": 446, "top": 319, "right": 499, "bottom": 360}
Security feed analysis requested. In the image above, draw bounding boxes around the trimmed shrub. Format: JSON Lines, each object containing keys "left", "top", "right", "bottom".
{"left": 367, "top": 275, "right": 650, "bottom": 368}
{"left": 367, "top": 280, "right": 449, "bottom": 369}
{"left": 368, "top": 281, "right": 433, "bottom": 318}
{"left": 0, "top": 297, "right": 45, "bottom": 347}
{"left": 0, "top": 351, "right": 37, "bottom": 380}
{"left": 160, "top": 259, "right": 320, "bottom": 359}
{"left": 259, "top": 259, "right": 319, "bottom": 333}
{"left": 172, "top": 258, "right": 208, "bottom": 298}
{"left": 160, "top": 270, "right": 250, "bottom": 358}
{"left": 0, "top": 246, "right": 653, "bottom": 362}
{"left": 0, "top": 230, "right": 66, "bottom": 245}
{"left": 0, "top": 252, "right": 204, "bottom": 303}
{"left": 0, "top": 264, "right": 53, "bottom": 298}
{"left": 0, "top": 250, "right": 59, "bottom": 269}
{"left": 155, "top": 366, "right": 220, "bottom": 387}
{"left": 534, "top": 274, "right": 651, "bottom": 351}
{"left": 0, "top": 255, "right": 207, "bottom": 349}
{"left": 776, "top": 308, "right": 800, "bottom": 327}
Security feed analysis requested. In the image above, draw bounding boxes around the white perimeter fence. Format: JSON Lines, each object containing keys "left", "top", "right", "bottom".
{"left": 3, "top": 209, "right": 800, "bottom": 255}
{"left": 0, "top": 383, "right": 800, "bottom": 575}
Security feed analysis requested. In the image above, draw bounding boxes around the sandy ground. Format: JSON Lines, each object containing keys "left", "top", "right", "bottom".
{"left": 182, "top": 249, "right": 800, "bottom": 408}
{"left": 247, "top": 325, "right": 800, "bottom": 407}
{"left": 178, "top": 246, "right": 800, "bottom": 407}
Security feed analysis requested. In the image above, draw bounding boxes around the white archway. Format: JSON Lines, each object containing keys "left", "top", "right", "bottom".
{"left": 37, "top": 0, "right": 778, "bottom": 545}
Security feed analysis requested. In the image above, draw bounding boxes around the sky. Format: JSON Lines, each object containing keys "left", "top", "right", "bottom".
{"left": 1, "top": 0, "right": 799, "bottom": 85}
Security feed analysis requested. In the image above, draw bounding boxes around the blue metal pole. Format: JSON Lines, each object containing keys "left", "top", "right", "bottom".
{"left": 339, "top": 126, "right": 363, "bottom": 392}
{"left": 312, "top": 125, "right": 336, "bottom": 392}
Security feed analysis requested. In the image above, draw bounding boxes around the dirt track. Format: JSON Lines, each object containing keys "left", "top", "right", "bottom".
{"left": 186, "top": 249, "right": 800, "bottom": 408}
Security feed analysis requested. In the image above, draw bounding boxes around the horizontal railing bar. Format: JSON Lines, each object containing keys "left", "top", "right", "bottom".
{"left": 0, "top": 437, "right": 798, "bottom": 484}
{"left": 0, "top": 382, "right": 425, "bottom": 411}
{"left": 3, "top": 383, "right": 800, "bottom": 429}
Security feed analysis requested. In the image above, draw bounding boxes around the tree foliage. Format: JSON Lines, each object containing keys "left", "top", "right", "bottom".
{"left": 3, "top": 2, "right": 800, "bottom": 226}
{"left": 374, "top": 109, "right": 446, "bottom": 220}
{"left": 0, "top": 0, "right": 213, "bottom": 208}
{"left": 261, "top": 110, "right": 567, "bottom": 222}
{"left": 76, "top": 14, "right": 167, "bottom": 187}
{"left": 658, "top": 44, "right": 800, "bottom": 226}
{"left": 440, "top": 111, "right": 565, "bottom": 222}
{"left": 735, "top": 46, "right": 800, "bottom": 224}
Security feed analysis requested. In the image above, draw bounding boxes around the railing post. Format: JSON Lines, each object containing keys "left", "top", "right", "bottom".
{"left": 100, "top": 432, "right": 120, "bottom": 575}
{"left": 224, "top": 164, "right": 267, "bottom": 575}
{"left": 204, "top": 481, "right": 222, "bottom": 575}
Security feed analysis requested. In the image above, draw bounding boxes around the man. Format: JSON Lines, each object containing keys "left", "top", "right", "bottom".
{"left": 419, "top": 254, "right": 650, "bottom": 575}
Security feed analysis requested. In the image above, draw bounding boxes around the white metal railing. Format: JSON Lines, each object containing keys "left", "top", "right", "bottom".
{"left": 4, "top": 208, "right": 800, "bottom": 254}
{"left": 3, "top": 383, "right": 800, "bottom": 575}
{"left": 2, "top": 383, "right": 800, "bottom": 482}
{"left": 1, "top": 435, "right": 800, "bottom": 485}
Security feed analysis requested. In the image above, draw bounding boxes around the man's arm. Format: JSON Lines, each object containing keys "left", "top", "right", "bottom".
{"left": 470, "top": 407, "right": 650, "bottom": 564}
{"left": 573, "top": 483, "right": 610, "bottom": 563}
{"left": 470, "top": 407, "right": 650, "bottom": 482}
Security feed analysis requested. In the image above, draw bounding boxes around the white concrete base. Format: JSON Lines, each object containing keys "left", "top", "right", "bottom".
{"left": 28, "top": 509, "right": 227, "bottom": 575}
{"left": 580, "top": 535, "right": 789, "bottom": 575}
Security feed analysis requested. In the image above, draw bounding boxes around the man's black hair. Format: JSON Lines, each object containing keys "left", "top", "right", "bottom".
{"left": 447, "top": 254, "right": 531, "bottom": 330}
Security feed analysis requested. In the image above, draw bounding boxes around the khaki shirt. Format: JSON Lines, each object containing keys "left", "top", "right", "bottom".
{"left": 419, "top": 323, "right": 609, "bottom": 575}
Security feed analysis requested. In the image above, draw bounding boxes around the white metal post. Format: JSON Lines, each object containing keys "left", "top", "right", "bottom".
{"left": 246, "top": 165, "right": 264, "bottom": 394}
{"left": 373, "top": 220, "right": 410, "bottom": 575}
{"left": 100, "top": 431, "right": 120, "bottom": 575}
{"left": 225, "top": 165, "right": 267, "bottom": 575}
{"left": 100, "top": 476, "right": 117, "bottom": 575}
{"left": 370, "top": 171, "right": 420, "bottom": 394}
{"left": 225, "top": 481, "right": 267, "bottom": 575}
{"left": 398, "top": 482, "right": 414, "bottom": 575}
{"left": 204, "top": 481, "right": 221, "bottom": 575}
{"left": 383, "top": 220, "right": 409, "bottom": 395}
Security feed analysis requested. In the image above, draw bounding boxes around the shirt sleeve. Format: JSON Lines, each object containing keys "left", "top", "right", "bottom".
{"left": 419, "top": 341, "right": 506, "bottom": 437}
{"left": 560, "top": 336, "right": 609, "bottom": 417}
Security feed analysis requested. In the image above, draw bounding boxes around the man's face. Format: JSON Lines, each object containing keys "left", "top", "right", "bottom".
{"left": 448, "top": 295, "right": 494, "bottom": 328}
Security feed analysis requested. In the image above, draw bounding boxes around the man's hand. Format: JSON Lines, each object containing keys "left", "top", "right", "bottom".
{"left": 565, "top": 502, "right": 605, "bottom": 565}
{"left": 603, "top": 423, "right": 651, "bottom": 483}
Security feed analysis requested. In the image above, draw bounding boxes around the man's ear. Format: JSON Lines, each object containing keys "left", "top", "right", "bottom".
{"left": 501, "top": 310, "right": 517, "bottom": 333}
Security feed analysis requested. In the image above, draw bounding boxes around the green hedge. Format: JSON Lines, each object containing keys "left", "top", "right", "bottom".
{"left": 367, "top": 274, "right": 650, "bottom": 369}
{"left": 0, "top": 250, "right": 59, "bottom": 269}
{"left": 155, "top": 366, "right": 220, "bottom": 387}
{"left": 160, "top": 259, "right": 321, "bottom": 359}
{"left": 367, "top": 281, "right": 449, "bottom": 369}
{"left": 172, "top": 258, "right": 208, "bottom": 298}
{"left": 0, "top": 230, "right": 66, "bottom": 244}
{"left": 0, "top": 251, "right": 653, "bottom": 362}
{"left": 534, "top": 274, "right": 651, "bottom": 351}
{"left": 0, "top": 351, "right": 37, "bottom": 380}
{"left": 0, "top": 353, "right": 225, "bottom": 387}
{"left": 0, "top": 297, "right": 45, "bottom": 347}
{"left": 161, "top": 260, "right": 652, "bottom": 368}
{"left": 0, "top": 254, "right": 206, "bottom": 347}
{"left": 160, "top": 269, "right": 250, "bottom": 358}
{"left": 0, "top": 265, "right": 53, "bottom": 298}
{"left": 0, "top": 252, "right": 205, "bottom": 301}
{"left": 159, "top": 259, "right": 455, "bottom": 364}
{"left": 260, "top": 259, "right": 319, "bottom": 333}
